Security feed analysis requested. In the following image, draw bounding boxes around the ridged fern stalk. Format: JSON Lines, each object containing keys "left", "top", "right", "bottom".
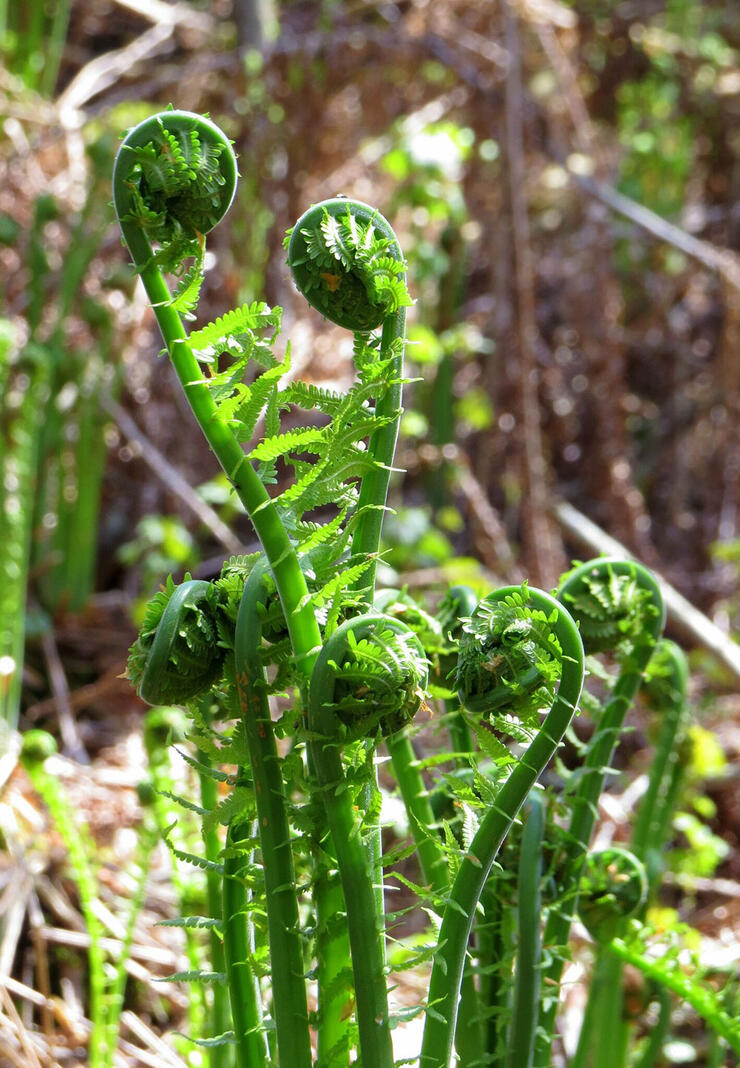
{"left": 114, "top": 110, "right": 699, "bottom": 1068}
{"left": 115, "top": 108, "right": 414, "bottom": 1068}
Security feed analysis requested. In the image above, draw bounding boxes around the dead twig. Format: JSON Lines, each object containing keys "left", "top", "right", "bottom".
{"left": 105, "top": 399, "right": 244, "bottom": 557}
{"left": 503, "top": 0, "right": 564, "bottom": 585}
{"left": 37, "top": 624, "right": 89, "bottom": 765}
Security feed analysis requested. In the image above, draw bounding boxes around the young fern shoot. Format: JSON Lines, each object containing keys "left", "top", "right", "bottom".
{"left": 420, "top": 585, "right": 585, "bottom": 1068}
{"left": 535, "top": 557, "right": 665, "bottom": 1067}
{"left": 115, "top": 109, "right": 420, "bottom": 1068}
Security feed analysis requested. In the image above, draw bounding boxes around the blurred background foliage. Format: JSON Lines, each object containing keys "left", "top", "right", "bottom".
{"left": 0, "top": 0, "right": 739, "bottom": 1061}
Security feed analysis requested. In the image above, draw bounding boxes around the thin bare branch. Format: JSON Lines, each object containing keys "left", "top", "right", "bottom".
{"left": 504, "top": 0, "right": 564, "bottom": 584}
{"left": 105, "top": 399, "right": 244, "bottom": 557}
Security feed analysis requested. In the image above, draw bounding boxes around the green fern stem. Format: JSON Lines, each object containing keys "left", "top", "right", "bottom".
{"left": 141, "top": 708, "right": 207, "bottom": 1048}
{"left": 113, "top": 111, "right": 323, "bottom": 681}
{"left": 535, "top": 558, "right": 665, "bottom": 1067}
{"left": 309, "top": 613, "right": 428, "bottom": 1068}
{"left": 233, "top": 563, "right": 312, "bottom": 1068}
{"left": 504, "top": 791, "right": 545, "bottom": 1068}
{"left": 630, "top": 639, "right": 689, "bottom": 869}
{"left": 195, "top": 723, "right": 233, "bottom": 1068}
{"left": 222, "top": 816, "right": 269, "bottom": 1068}
{"left": 576, "top": 642, "right": 689, "bottom": 1068}
{"left": 286, "top": 197, "right": 409, "bottom": 602}
{"left": 608, "top": 930, "right": 740, "bottom": 1056}
{"left": 419, "top": 587, "right": 585, "bottom": 1068}
{"left": 386, "top": 731, "right": 448, "bottom": 900}
{"left": 386, "top": 727, "right": 487, "bottom": 1064}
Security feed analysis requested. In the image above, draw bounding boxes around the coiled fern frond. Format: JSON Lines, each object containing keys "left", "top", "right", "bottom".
{"left": 311, "top": 614, "right": 429, "bottom": 742}
{"left": 455, "top": 584, "right": 563, "bottom": 723}
{"left": 558, "top": 557, "right": 661, "bottom": 657}
{"left": 127, "top": 576, "right": 226, "bottom": 705}
{"left": 113, "top": 110, "right": 237, "bottom": 314}
{"left": 577, "top": 847, "right": 648, "bottom": 944}
{"left": 286, "top": 199, "right": 413, "bottom": 331}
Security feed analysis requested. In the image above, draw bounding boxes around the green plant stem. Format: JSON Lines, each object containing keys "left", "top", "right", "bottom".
{"left": 144, "top": 730, "right": 206, "bottom": 1048}
{"left": 0, "top": 341, "right": 50, "bottom": 729}
{"left": 635, "top": 987, "right": 671, "bottom": 1068}
{"left": 351, "top": 303, "right": 406, "bottom": 961}
{"left": 315, "top": 865, "right": 353, "bottom": 1066}
{"left": 630, "top": 641, "right": 689, "bottom": 871}
{"left": 419, "top": 588, "right": 584, "bottom": 1068}
{"left": 477, "top": 883, "right": 507, "bottom": 1063}
{"left": 577, "top": 640, "right": 688, "bottom": 1068}
{"left": 608, "top": 934, "right": 740, "bottom": 1056}
{"left": 446, "top": 696, "right": 474, "bottom": 760}
{"left": 197, "top": 740, "right": 233, "bottom": 1068}
{"left": 350, "top": 307, "right": 405, "bottom": 595}
{"left": 387, "top": 731, "right": 448, "bottom": 897}
{"left": 504, "top": 792, "right": 545, "bottom": 1068}
{"left": 311, "top": 615, "right": 428, "bottom": 1068}
{"left": 535, "top": 561, "right": 664, "bottom": 1067}
{"left": 104, "top": 821, "right": 156, "bottom": 1068}
{"left": 233, "top": 565, "right": 312, "bottom": 1068}
{"left": 222, "top": 817, "right": 269, "bottom": 1068}
{"left": 387, "top": 729, "right": 484, "bottom": 1067}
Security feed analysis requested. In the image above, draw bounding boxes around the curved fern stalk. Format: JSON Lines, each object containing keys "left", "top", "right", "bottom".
{"left": 309, "top": 612, "right": 429, "bottom": 1068}
{"left": 112, "top": 110, "right": 322, "bottom": 681}
{"left": 630, "top": 639, "right": 689, "bottom": 875}
{"left": 504, "top": 790, "right": 546, "bottom": 1068}
{"left": 287, "top": 198, "right": 413, "bottom": 1024}
{"left": 534, "top": 557, "right": 665, "bottom": 1067}
{"left": 571, "top": 848, "right": 648, "bottom": 1068}
{"left": 608, "top": 923, "right": 740, "bottom": 1057}
{"left": 573, "top": 640, "right": 690, "bottom": 1068}
{"left": 436, "top": 584, "right": 479, "bottom": 761}
{"left": 419, "top": 586, "right": 585, "bottom": 1068}
{"left": 231, "top": 561, "right": 311, "bottom": 1068}
{"left": 286, "top": 197, "right": 411, "bottom": 603}
{"left": 373, "top": 586, "right": 484, "bottom": 1065}
{"left": 372, "top": 588, "right": 449, "bottom": 895}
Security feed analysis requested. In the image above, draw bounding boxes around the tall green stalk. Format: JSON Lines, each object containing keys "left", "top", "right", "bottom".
{"left": 420, "top": 586, "right": 585, "bottom": 1068}
{"left": 233, "top": 562, "right": 312, "bottom": 1068}
{"left": 115, "top": 111, "right": 412, "bottom": 1068}
{"left": 534, "top": 558, "right": 665, "bottom": 1066}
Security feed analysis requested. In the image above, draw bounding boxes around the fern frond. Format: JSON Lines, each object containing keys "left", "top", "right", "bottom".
{"left": 157, "top": 916, "right": 223, "bottom": 932}
{"left": 189, "top": 301, "right": 281, "bottom": 353}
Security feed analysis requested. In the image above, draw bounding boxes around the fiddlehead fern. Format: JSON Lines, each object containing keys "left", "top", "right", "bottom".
{"left": 286, "top": 198, "right": 411, "bottom": 331}
{"left": 127, "top": 576, "right": 226, "bottom": 706}
{"left": 577, "top": 847, "right": 648, "bottom": 945}
{"left": 321, "top": 614, "right": 429, "bottom": 742}
{"left": 113, "top": 109, "right": 237, "bottom": 313}
{"left": 535, "top": 557, "right": 665, "bottom": 1067}
{"left": 287, "top": 198, "right": 412, "bottom": 600}
{"left": 308, "top": 613, "right": 428, "bottom": 1067}
{"left": 419, "top": 585, "right": 585, "bottom": 1068}
{"left": 631, "top": 639, "right": 689, "bottom": 874}
{"left": 456, "top": 584, "right": 563, "bottom": 721}
{"left": 113, "top": 111, "right": 322, "bottom": 678}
